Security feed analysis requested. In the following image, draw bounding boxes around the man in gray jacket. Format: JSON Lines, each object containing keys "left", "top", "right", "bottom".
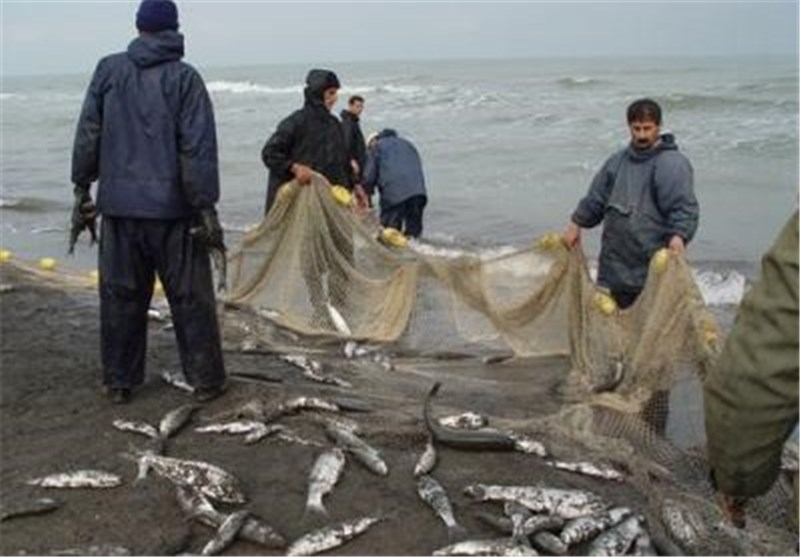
{"left": 363, "top": 129, "right": 428, "bottom": 238}
{"left": 71, "top": 0, "right": 227, "bottom": 404}
{"left": 562, "top": 98, "right": 699, "bottom": 309}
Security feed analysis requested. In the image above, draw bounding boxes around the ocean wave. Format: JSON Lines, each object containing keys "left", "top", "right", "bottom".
{"left": 555, "top": 76, "right": 604, "bottom": 88}
{"left": 207, "top": 81, "right": 302, "bottom": 95}
{"left": 724, "top": 134, "right": 798, "bottom": 155}
{"left": 661, "top": 92, "right": 798, "bottom": 112}
{"left": 693, "top": 269, "right": 746, "bottom": 306}
{"left": 0, "top": 197, "right": 65, "bottom": 213}
{"left": 0, "top": 93, "right": 24, "bottom": 100}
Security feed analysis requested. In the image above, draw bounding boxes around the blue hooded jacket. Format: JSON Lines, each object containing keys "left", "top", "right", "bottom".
{"left": 572, "top": 134, "right": 699, "bottom": 292}
{"left": 363, "top": 129, "right": 427, "bottom": 209}
{"left": 71, "top": 31, "right": 219, "bottom": 219}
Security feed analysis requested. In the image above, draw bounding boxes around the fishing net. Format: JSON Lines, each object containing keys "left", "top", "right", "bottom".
{"left": 223, "top": 175, "right": 797, "bottom": 554}
{"left": 226, "top": 174, "right": 719, "bottom": 406}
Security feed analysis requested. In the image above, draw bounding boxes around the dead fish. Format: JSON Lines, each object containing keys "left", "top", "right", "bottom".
{"left": 176, "top": 486, "right": 286, "bottom": 549}
{"left": 244, "top": 424, "right": 285, "bottom": 445}
{"left": 326, "top": 303, "right": 352, "bottom": 336}
{"left": 148, "top": 308, "right": 169, "bottom": 322}
{"left": 433, "top": 538, "right": 540, "bottom": 556}
{"left": 112, "top": 418, "right": 159, "bottom": 439}
{"left": 45, "top": 545, "right": 132, "bottom": 556}
{"left": 305, "top": 448, "right": 346, "bottom": 518}
{"left": 286, "top": 516, "right": 382, "bottom": 556}
{"left": 325, "top": 422, "right": 388, "bottom": 476}
{"left": 414, "top": 437, "right": 437, "bottom": 477}
{"left": 506, "top": 432, "right": 548, "bottom": 457}
{"left": 159, "top": 404, "right": 198, "bottom": 439}
{"left": 27, "top": 470, "right": 122, "bottom": 489}
{"left": 128, "top": 450, "right": 245, "bottom": 504}
{"left": 280, "top": 397, "right": 341, "bottom": 416}
{"left": 593, "top": 357, "right": 626, "bottom": 393}
{"left": 274, "top": 428, "right": 326, "bottom": 448}
{"left": 546, "top": 460, "right": 624, "bottom": 481}
{"left": 660, "top": 498, "right": 707, "bottom": 554}
{"left": 162, "top": 370, "right": 194, "bottom": 393}
{"left": 343, "top": 341, "right": 379, "bottom": 359}
{"left": 531, "top": 531, "right": 568, "bottom": 556}
{"left": 0, "top": 497, "right": 61, "bottom": 521}
{"left": 372, "top": 352, "right": 395, "bottom": 372}
{"left": 439, "top": 412, "right": 489, "bottom": 430}
{"left": 464, "top": 485, "right": 607, "bottom": 519}
{"left": 425, "top": 383, "right": 516, "bottom": 451}
{"left": 196, "top": 420, "right": 268, "bottom": 435}
{"left": 417, "top": 475, "right": 467, "bottom": 542}
{"left": 630, "top": 530, "right": 658, "bottom": 556}
{"left": 503, "top": 501, "right": 532, "bottom": 546}
{"left": 560, "top": 507, "right": 632, "bottom": 546}
{"left": 476, "top": 512, "right": 564, "bottom": 538}
{"left": 587, "top": 515, "right": 644, "bottom": 556}
{"left": 302, "top": 367, "right": 352, "bottom": 389}
{"left": 280, "top": 355, "right": 352, "bottom": 388}
{"left": 201, "top": 510, "right": 250, "bottom": 556}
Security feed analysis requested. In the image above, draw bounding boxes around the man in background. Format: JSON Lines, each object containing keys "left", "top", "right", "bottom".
{"left": 71, "top": 0, "right": 227, "bottom": 404}
{"left": 363, "top": 129, "right": 428, "bottom": 238}
{"left": 340, "top": 95, "right": 368, "bottom": 205}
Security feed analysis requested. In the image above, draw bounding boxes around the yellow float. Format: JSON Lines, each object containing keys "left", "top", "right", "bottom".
{"left": 38, "top": 257, "right": 58, "bottom": 271}
{"left": 380, "top": 227, "right": 408, "bottom": 249}
{"left": 593, "top": 292, "right": 617, "bottom": 316}
{"left": 0, "top": 249, "right": 12, "bottom": 263}
{"left": 330, "top": 185, "right": 352, "bottom": 207}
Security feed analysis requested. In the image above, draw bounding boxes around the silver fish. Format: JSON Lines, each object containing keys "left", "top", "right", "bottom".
{"left": 195, "top": 420, "right": 268, "bottom": 435}
{"left": 660, "top": 498, "right": 706, "bottom": 554}
{"left": 464, "top": 485, "right": 606, "bottom": 519}
{"left": 507, "top": 432, "right": 548, "bottom": 457}
{"left": 433, "top": 539, "right": 540, "bottom": 556}
{"left": 439, "top": 412, "right": 488, "bottom": 430}
{"left": 326, "top": 303, "right": 352, "bottom": 336}
{"left": 303, "top": 368, "right": 352, "bottom": 389}
{"left": 244, "top": 424, "right": 285, "bottom": 445}
{"left": 306, "top": 448, "right": 346, "bottom": 517}
{"left": 0, "top": 497, "right": 61, "bottom": 521}
{"left": 546, "top": 460, "right": 624, "bottom": 481}
{"left": 27, "top": 470, "right": 122, "bottom": 489}
{"left": 161, "top": 370, "right": 194, "bottom": 393}
{"left": 630, "top": 530, "right": 657, "bottom": 556}
{"left": 325, "top": 422, "right": 388, "bottom": 476}
{"left": 503, "top": 501, "right": 532, "bottom": 546}
{"left": 417, "top": 475, "right": 467, "bottom": 542}
{"left": 414, "top": 437, "right": 437, "bottom": 477}
{"left": 176, "top": 486, "right": 286, "bottom": 548}
{"left": 531, "top": 531, "right": 568, "bottom": 556}
{"left": 280, "top": 355, "right": 352, "bottom": 388}
{"left": 587, "top": 516, "right": 644, "bottom": 556}
{"left": 280, "top": 396, "right": 341, "bottom": 415}
{"left": 130, "top": 450, "right": 245, "bottom": 504}
{"left": 159, "top": 404, "right": 198, "bottom": 438}
{"left": 201, "top": 510, "right": 250, "bottom": 556}
{"left": 45, "top": 545, "right": 132, "bottom": 556}
{"left": 275, "top": 429, "right": 326, "bottom": 448}
{"left": 560, "top": 507, "right": 632, "bottom": 546}
{"left": 286, "top": 516, "right": 382, "bottom": 556}
{"left": 112, "top": 418, "right": 159, "bottom": 439}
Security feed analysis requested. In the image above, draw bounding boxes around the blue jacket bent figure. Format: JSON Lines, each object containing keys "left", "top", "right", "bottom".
{"left": 363, "top": 129, "right": 427, "bottom": 209}
{"left": 72, "top": 30, "right": 219, "bottom": 218}
{"left": 571, "top": 133, "right": 699, "bottom": 294}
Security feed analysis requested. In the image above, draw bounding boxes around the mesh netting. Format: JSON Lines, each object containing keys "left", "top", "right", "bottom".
{"left": 223, "top": 176, "right": 797, "bottom": 554}
{"left": 227, "top": 175, "right": 720, "bottom": 406}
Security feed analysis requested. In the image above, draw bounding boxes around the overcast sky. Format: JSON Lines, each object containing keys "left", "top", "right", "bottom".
{"left": 1, "top": 1, "right": 797, "bottom": 76}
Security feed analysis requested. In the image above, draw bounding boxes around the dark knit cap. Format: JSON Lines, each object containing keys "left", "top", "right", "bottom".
{"left": 136, "top": 0, "right": 179, "bottom": 33}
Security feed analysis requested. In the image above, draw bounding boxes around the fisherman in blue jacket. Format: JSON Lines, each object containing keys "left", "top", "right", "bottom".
{"left": 363, "top": 129, "right": 428, "bottom": 238}
{"left": 562, "top": 98, "right": 699, "bottom": 309}
{"left": 71, "top": 0, "right": 227, "bottom": 404}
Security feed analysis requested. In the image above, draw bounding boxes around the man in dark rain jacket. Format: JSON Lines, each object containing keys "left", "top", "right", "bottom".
{"left": 704, "top": 211, "right": 798, "bottom": 529}
{"left": 71, "top": 0, "right": 227, "bottom": 404}
{"left": 340, "top": 95, "right": 368, "bottom": 189}
{"left": 562, "top": 98, "right": 699, "bottom": 309}
{"left": 261, "top": 69, "right": 350, "bottom": 215}
{"left": 363, "top": 129, "right": 428, "bottom": 238}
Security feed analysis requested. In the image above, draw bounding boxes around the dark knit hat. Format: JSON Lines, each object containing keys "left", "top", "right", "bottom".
{"left": 136, "top": 0, "right": 179, "bottom": 33}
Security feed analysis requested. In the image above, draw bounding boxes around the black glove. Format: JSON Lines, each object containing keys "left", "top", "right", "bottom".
{"left": 190, "top": 207, "right": 225, "bottom": 250}
{"left": 68, "top": 184, "right": 97, "bottom": 254}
